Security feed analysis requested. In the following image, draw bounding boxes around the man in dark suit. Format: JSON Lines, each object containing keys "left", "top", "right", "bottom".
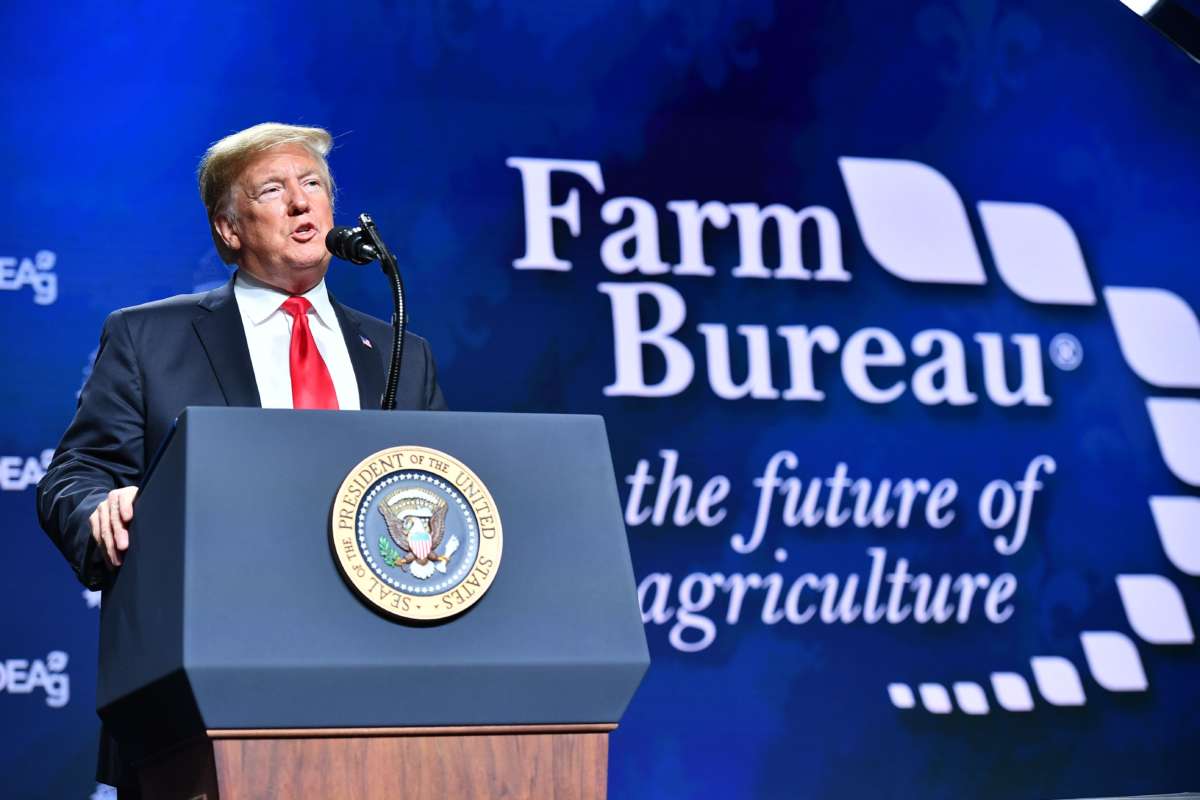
{"left": 36, "top": 122, "right": 445, "bottom": 795}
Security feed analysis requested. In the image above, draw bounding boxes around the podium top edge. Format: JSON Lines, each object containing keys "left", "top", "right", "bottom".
{"left": 177, "top": 407, "right": 607, "bottom": 424}
{"left": 208, "top": 723, "right": 618, "bottom": 739}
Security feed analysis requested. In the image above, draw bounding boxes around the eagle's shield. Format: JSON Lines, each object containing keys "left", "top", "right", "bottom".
{"left": 410, "top": 530, "right": 432, "bottom": 561}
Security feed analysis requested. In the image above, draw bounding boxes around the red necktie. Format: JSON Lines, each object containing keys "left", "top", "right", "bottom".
{"left": 280, "top": 296, "right": 339, "bottom": 409}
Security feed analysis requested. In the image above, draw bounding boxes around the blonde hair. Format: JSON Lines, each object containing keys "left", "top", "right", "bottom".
{"left": 197, "top": 122, "right": 335, "bottom": 264}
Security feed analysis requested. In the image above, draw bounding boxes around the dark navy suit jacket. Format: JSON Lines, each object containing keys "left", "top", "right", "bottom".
{"left": 37, "top": 274, "right": 447, "bottom": 591}
{"left": 36, "top": 275, "right": 446, "bottom": 792}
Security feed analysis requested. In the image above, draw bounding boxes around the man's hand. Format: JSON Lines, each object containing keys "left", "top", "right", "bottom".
{"left": 89, "top": 486, "right": 139, "bottom": 569}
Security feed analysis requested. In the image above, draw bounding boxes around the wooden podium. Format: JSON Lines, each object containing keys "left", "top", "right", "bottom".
{"left": 98, "top": 409, "right": 649, "bottom": 799}
{"left": 140, "top": 725, "right": 613, "bottom": 799}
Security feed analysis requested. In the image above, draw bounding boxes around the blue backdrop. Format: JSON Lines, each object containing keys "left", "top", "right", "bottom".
{"left": 3, "top": 1, "right": 1199, "bottom": 798}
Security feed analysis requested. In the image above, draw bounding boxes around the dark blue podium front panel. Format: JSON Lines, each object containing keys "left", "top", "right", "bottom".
{"left": 98, "top": 408, "right": 648, "bottom": 742}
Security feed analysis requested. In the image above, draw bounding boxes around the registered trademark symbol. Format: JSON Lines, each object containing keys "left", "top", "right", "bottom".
{"left": 1048, "top": 333, "right": 1083, "bottom": 371}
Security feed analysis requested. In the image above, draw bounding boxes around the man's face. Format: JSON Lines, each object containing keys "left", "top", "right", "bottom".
{"left": 216, "top": 143, "right": 334, "bottom": 293}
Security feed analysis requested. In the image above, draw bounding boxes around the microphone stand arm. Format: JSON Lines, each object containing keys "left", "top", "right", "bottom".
{"left": 356, "top": 213, "right": 405, "bottom": 411}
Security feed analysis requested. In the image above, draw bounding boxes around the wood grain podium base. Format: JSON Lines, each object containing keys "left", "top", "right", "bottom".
{"left": 138, "top": 724, "right": 614, "bottom": 800}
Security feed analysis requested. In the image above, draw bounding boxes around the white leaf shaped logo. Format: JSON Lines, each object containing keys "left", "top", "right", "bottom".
{"left": 1106, "top": 287, "right": 1200, "bottom": 388}
{"left": 1080, "top": 631, "right": 1148, "bottom": 691}
{"left": 1030, "top": 656, "right": 1086, "bottom": 706}
{"left": 839, "top": 157, "right": 986, "bottom": 285}
{"left": 952, "top": 681, "right": 989, "bottom": 714}
{"left": 887, "top": 683, "right": 916, "bottom": 709}
{"left": 917, "top": 682, "right": 953, "bottom": 713}
{"left": 978, "top": 201, "right": 1096, "bottom": 305}
{"left": 1149, "top": 496, "right": 1200, "bottom": 576}
{"left": 1117, "top": 574, "right": 1195, "bottom": 645}
{"left": 1146, "top": 398, "right": 1200, "bottom": 486}
{"left": 990, "top": 672, "right": 1035, "bottom": 711}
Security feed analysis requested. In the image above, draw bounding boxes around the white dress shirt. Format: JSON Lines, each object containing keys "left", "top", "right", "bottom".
{"left": 233, "top": 271, "right": 361, "bottom": 410}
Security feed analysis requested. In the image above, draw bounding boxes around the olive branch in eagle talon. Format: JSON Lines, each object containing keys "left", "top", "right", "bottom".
{"left": 377, "top": 486, "right": 460, "bottom": 580}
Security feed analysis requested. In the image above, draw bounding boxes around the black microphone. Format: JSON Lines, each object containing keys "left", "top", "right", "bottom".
{"left": 326, "top": 225, "right": 379, "bottom": 265}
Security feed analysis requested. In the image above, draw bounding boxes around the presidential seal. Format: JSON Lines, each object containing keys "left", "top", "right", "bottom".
{"left": 330, "top": 446, "right": 502, "bottom": 622}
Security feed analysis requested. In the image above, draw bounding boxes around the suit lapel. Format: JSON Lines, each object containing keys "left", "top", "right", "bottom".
{"left": 331, "top": 294, "right": 385, "bottom": 410}
{"left": 192, "top": 277, "right": 262, "bottom": 407}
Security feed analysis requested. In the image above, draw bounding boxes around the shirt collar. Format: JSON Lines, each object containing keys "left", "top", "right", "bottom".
{"left": 234, "top": 270, "right": 337, "bottom": 330}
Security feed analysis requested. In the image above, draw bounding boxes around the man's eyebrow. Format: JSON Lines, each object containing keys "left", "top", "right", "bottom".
{"left": 253, "top": 169, "right": 319, "bottom": 185}
{"left": 249, "top": 173, "right": 285, "bottom": 190}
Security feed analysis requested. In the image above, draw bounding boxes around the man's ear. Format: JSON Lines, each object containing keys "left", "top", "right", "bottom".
{"left": 214, "top": 215, "right": 241, "bottom": 252}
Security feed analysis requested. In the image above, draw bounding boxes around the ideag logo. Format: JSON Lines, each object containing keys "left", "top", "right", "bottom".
{"left": 0, "top": 250, "right": 58, "bottom": 305}
{"left": 0, "top": 450, "right": 52, "bottom": 492}
{"left": 0, "top": 651, "right": 70, "bottom": 708}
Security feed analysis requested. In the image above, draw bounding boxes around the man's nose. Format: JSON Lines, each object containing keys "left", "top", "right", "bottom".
{"left": 286, "top": 180, "right": 311, "bottom": 214}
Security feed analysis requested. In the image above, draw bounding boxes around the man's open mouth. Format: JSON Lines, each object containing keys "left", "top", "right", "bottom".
{"left": 291, "top": 223, "right": 318, "bottom": 242}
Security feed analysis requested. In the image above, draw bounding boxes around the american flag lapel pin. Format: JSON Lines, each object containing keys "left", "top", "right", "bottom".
{"left": 360, "top": 335, "right": 373, "bottom": 349}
